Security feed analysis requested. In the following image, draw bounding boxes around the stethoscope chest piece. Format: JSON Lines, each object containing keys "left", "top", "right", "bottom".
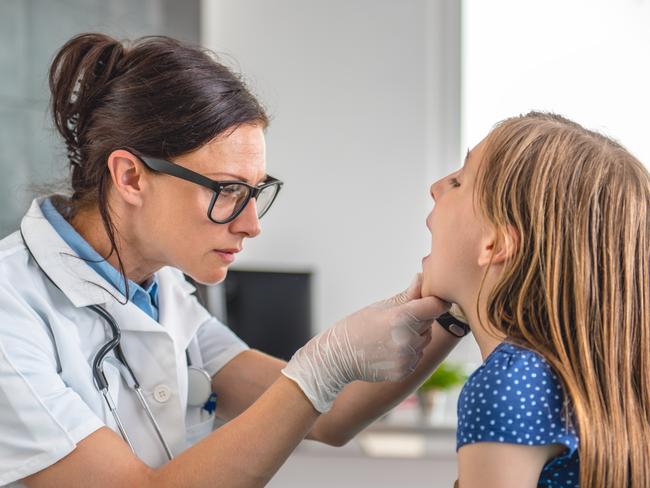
{"left": 187, "top": 366, "right": 213, "bottom": 407}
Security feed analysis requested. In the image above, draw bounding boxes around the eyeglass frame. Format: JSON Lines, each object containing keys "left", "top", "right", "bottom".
{"left": 126, "top": 151, "right": 283, "bottom": 224}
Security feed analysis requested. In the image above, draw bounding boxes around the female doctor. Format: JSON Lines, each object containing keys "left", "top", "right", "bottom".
{"left": 0, "top": 33, "right": 465, "bottom": 487}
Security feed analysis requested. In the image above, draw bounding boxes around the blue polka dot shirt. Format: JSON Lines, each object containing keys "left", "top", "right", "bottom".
{"left": 457, "top": 342, "right": 579, "bottom": 486}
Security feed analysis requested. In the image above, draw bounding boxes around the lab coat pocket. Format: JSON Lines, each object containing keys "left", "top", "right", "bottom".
{"left": 185, "top": 409, "right": 215, "bottom": 446}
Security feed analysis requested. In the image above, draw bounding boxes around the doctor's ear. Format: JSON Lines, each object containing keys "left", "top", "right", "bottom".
{"left": 106, "top": 150, "right": 149, "bottom": 207}
{"left": 477, "top": 224, "right": 519, "bottom": 267}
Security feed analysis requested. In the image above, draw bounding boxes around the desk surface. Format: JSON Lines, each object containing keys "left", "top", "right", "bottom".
{"left": 268, "top": 420, "right": 458, "bottom": 488}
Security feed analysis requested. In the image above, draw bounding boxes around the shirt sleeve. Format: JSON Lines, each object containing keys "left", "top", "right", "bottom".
{"left": 456, "top": 345, "right": 578, "bottom": 459}
{"left": 196, "top": 316, "right": 249, "bottom": 378}
{"left": 0, "top": 286, "right": 104, "bottom": 486}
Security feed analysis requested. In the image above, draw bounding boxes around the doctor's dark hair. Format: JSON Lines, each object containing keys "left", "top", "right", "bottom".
{"left": 48, "top": 32, "right": 268, "bottom": 296}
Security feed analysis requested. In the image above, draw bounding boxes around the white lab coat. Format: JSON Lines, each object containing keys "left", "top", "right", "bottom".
{"left": 0, "top": 198, "right": 249, "bottom": 486}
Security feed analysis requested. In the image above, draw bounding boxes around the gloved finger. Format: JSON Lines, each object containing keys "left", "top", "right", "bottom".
{"left": 419, "top": 323, "right": 433, "bottom": 337}
{"left": 403, "top": 273, "right": 424, "bottom": 301}
{"left": 411, "top": 329, "right": 432, "bottom": 354}
{"left": 391, "top": 320, "right": 428, "bottom": 347}
{"left": 398, "top": 296, "right": 450, "bottom": 333}
{"left": 396, "top": 325, "right": 432, "bottom": 357}
{"left": 387, "top": 273, "right": 423, "bottom": 306}
{"left": 406, "top": 324, "right": 432, "bottom": 348}
{"left": 418, "top": 326, "right": 432, "bottom": 347}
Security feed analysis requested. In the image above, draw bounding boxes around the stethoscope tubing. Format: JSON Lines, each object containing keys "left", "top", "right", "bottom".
{"left": 19, "top": 231, "right": 175, "bottom": 460}
{"left": 89, "top": 304, "right": 175, "bottom": 460}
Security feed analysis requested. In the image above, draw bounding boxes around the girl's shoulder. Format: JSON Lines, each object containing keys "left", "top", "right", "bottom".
{"left": 461, "top": 342, "right": 561, "bottom": 400}
{"left": 459, "top": 341, "right": 567, "bottom": 424}
{"left": 457, "top": 341, "right": 578, "bottom": 455}
{"left": 478, "top": 341, "right": 555, "bottom": 381}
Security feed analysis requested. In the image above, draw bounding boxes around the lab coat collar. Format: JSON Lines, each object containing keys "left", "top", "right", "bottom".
{"left": 21, "top": 197, "right": 119, "bottom": 308}
{"left": 20, "top": 198, "right": 201, "bottom": 339}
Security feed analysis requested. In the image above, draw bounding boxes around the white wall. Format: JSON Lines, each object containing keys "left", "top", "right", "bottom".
{"left": 463, "top": 0, "right": 650, "bottom": 167}
{"left": 201, "top": 0, "right": 476, "bottom": 372}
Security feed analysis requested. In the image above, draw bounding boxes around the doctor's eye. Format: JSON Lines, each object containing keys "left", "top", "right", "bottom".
{"left": 219, "top": 185, "right": 247, "bottom": 199}
{"left": 449, "top": 177, "right": 461, "bottom": 188}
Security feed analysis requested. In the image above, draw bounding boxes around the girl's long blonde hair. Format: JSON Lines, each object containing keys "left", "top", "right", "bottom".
{"left": 476, "top": 112, "right": 650, "bottom": 487}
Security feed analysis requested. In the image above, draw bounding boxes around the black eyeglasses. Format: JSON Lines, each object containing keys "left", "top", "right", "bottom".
{"left": 134, "top": 154, "right": 283, "bottom": 224}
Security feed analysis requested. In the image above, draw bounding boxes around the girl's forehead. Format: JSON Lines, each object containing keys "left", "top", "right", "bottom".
{"left": 464, "top": 137, "right": 489, "bottom": 175}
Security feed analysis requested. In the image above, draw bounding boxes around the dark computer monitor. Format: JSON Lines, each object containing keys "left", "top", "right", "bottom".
{"left": 223, "top": 269, "right": 313, "bottom": 361}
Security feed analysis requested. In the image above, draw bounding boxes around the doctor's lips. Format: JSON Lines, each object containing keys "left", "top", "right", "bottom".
{"left": 213, "top": 248, "right": 241, "bottom": 263}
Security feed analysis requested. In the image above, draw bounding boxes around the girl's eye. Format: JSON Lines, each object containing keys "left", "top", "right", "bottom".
{"left": 450, "top": 177, "right": 461, "bottom": 188}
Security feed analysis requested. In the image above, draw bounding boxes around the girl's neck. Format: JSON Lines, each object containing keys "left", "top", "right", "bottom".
{"left": 468, "top": 316, "right": 505, "bottom": 361}
{"left": 458, "top": 276, "right": 507, "bottom": 361}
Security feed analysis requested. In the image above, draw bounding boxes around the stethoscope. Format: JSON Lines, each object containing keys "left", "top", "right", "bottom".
{"left": 20, "top": 231, "right": 214, "bottom": 461}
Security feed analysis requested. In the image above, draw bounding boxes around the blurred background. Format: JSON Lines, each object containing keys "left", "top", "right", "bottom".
{"left": 1, "top": 0, "right": 649, "bottom": 486}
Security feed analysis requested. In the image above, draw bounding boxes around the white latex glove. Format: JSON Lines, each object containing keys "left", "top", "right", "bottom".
{"left": 281, "top": 274, "right": 449, "bottom": 413}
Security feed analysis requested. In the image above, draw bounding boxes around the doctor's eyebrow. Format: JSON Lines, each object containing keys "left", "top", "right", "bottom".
{"left": 204, "top": 172, "right": 270, "bottom": 184}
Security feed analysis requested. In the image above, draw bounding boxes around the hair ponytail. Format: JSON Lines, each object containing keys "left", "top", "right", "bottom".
{"left": 49, "top": 33, "right": 125, "bottom": 169}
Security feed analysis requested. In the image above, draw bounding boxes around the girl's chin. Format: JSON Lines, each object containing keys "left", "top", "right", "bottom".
{"left": 420, "top": 276, "right": 449, "bottom": 301}
{"left": 420, "top": 279, "right": 433, "bottom": 298}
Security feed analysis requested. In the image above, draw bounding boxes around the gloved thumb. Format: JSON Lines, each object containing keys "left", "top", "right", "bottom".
{"left": 389, "top": 273, "right": 424, "bottom": 306}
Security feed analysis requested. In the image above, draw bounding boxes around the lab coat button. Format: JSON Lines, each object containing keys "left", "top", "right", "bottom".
{"left": 153, "top": 385, "right": 172, "bottom": 403}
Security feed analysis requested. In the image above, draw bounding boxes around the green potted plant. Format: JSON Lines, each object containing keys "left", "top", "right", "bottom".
{"left": 417, "top": 362, "right": 468, "bottom": 422}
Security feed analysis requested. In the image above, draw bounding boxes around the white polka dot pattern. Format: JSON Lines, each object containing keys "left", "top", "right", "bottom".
{"left": 456, "top": 342, "right": 579, "bottom": 486}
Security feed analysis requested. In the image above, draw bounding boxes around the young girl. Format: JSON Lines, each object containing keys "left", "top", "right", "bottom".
{"left": 421, "top": 112, "right": 650, "bottom": 487}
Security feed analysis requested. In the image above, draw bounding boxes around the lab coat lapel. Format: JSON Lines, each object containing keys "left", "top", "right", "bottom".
{"left": 102, "top": 297, "right": 168, "bottom": 334}
{"left": 157, "top": 268, "right": 211, "bottom": 352}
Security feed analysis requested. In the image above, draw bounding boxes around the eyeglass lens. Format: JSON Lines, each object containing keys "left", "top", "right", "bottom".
{"left": 210, "top": 183, "right": 279, "bottom": 222}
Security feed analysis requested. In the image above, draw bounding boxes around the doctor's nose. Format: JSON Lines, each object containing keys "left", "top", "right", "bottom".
{"left": 230, "top": 199, "right": 262, "bottom": 237}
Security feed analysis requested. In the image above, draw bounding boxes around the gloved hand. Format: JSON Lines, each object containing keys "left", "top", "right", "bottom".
{"left": 281, "top": 274, "right": 449, "bottom": 413}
